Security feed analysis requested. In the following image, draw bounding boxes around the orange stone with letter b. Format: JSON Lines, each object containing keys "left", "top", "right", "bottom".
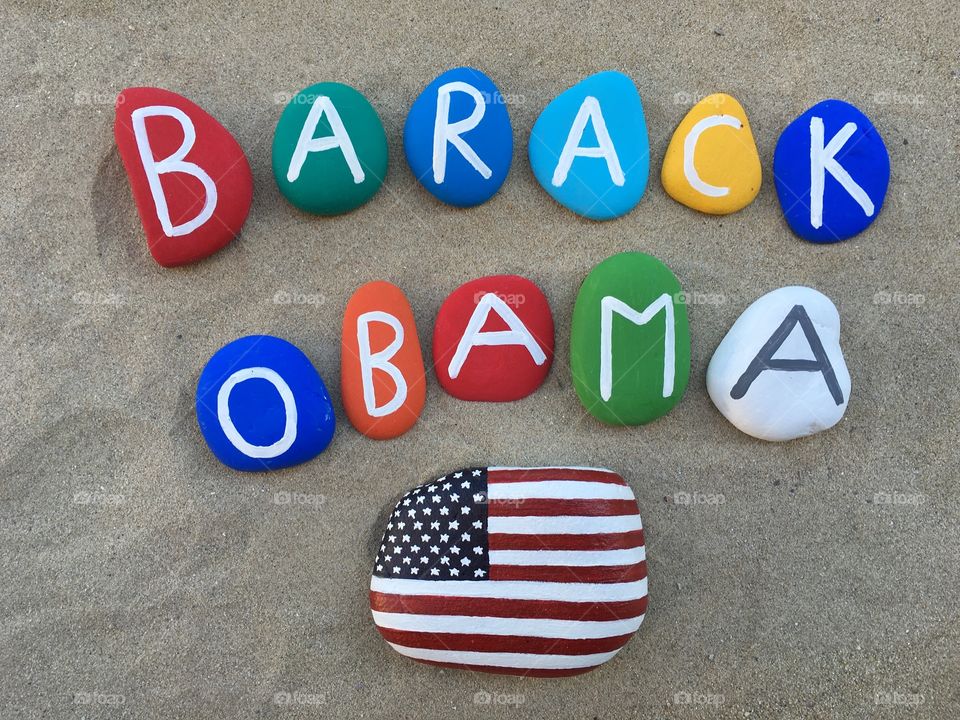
{"left": 341, "top": 281, "right": 426, "bottom": 439}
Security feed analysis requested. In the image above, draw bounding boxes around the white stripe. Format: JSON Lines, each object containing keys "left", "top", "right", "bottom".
{"left": 373, "top": 611, "right": 644, "bottom": 638}
{"left": 387, "top": 643, "right": 621, "bottom": 670}
{"left": 488, "top": 480, "right": 635, "bottom": 500}
{"left": 489, "top": 466, "right": 614, "bottom": 473}
{"left": 490, "top": 547, "right": 645, "bottom": 567}
{"left": 370, "top": 576, "right": 648, "bottom": 603}
{"left": 488, "top": 514, "right": 642, "bottom": 535}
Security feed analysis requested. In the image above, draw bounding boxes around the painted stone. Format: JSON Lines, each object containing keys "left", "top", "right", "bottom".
{"left": 529, "top": 71, "right": 649, "bottom": 220}
{"left": 114, "top": 87, "right": 253, "bottom": 267}
{"left": 432, "top": 275, "right": 554, "bottom": 402}
{"left": 570, "top": 252, "right": 690, "bottom": 425}
{"left": 272, "top": 82, "right": 387, "bottom": 215}
{"left": 341, "top": 281, "right": 426, "bottom": 439}
{"left": 196, "top": 335, "right": 335, "bottom": 471}
{"left": 661, "top": 93, "right": 761, "bottom": 215}
{"left": 404, "top": 67, "right": 513, "bottom": 207}
{"left": 370, "top": 465, "right": 647, "bottom": 677}
{"left": 707, "top": 286, "right": 851, "bottom": 441}
{"left": 774, "top": 99, "right": 889, "bottom": 242}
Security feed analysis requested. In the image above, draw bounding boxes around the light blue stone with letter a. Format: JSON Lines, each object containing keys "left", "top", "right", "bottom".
{"left": 528, "top": 71, "right": 649, "bottom": 220}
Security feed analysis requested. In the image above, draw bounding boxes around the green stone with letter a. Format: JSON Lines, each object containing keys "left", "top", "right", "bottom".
{"left": 272, "top": 82, "right": 388, "bottom": 215}
{"left": 570, "top": 251, "right": 691, "bottom": 425}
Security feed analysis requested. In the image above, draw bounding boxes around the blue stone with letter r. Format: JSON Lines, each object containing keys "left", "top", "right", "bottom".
{"left": 195, "top": 334, "right": 335, "bottom": 471}
{"left": 773, "top": 99, "right": 889, "bottom": 242}
{"left": 404, "top": 66, "right": 513, "bottom": 207}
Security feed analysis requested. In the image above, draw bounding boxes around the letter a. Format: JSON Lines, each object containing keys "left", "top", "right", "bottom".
{"left": 287, "top": 96, "right": 364, "bottom": 184}
{"left": 730, "top": 304, "right": 844, "bottom": 404}
{"left": 357, "top": 311, "right": 408, "bottom": 417}
{"left": 448, "top": 293, "right": 547, "bottom": 379}
{"left": 552, "top": 96, "right": 624, "bottom": 187}
{"left": 132, "top": 105, "right": 218, "bottom": 237}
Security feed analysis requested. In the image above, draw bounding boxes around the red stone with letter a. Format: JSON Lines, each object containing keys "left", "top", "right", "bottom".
{"left": 432, "top": 275, "right": 554, "bottom": 401}
{"left": 114, "top": 87, "right": 253, "bottom": 267}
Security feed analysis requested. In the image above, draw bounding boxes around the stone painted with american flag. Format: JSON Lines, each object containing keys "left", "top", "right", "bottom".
{"left": 369, "top": 466, "right": 648, "bottom": 677}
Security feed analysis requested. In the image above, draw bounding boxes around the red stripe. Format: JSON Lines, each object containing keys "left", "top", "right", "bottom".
{"left": 489, "top": 529, "right": 645, "bottom": 551}
{"left": 377, "top": 628, "right": 634, "bottom": 655}
{"left": 490, "top": 562, "right": 647, "bottom": 584}
{"left": 410, "top": 658, "right": 600, "bottom": 677}
{"left": 487, "top": 468, "right": 626, "bottom": 485}
{"left": 370, "top": 591, "right": 648, "bottom": 621}
{"left": 488, "top": 498, "right": 639, "bottom": 517}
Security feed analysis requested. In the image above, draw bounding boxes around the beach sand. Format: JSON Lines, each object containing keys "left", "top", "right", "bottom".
{"left": 1, "top": 1, "right": 958, "bottom": 717}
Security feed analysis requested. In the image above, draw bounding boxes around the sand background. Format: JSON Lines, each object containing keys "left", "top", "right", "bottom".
{"left": 1, "top": 1, "right": 958, "bottom": 718}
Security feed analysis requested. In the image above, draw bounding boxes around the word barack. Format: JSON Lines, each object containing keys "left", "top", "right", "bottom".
{"left": 114, "top": 71, "right": 891, "bottom": 266}
{"left": 369, "top": 466, "right": 647, "bottom": 677}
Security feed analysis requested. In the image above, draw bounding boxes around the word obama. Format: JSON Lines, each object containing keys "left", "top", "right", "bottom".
{"left": 112, "top": 68, "right": 876, "bottom": 468}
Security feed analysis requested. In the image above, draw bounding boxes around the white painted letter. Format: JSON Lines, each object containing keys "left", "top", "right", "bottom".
{"left": 448, "top": 293, "right": 547, "bottom": 379}
{"left": 217, "top": 367, "right": 297, "bottom": 458}
{"left": 683, "top": 114, "right": 742, "bottom": 197}
{"left": 600, "top": 294, "right": 675, "bottom": 401}
{"left": 287, "top": 96, "right": 364, "bottom": 184}
{"left": 809, "top": 117, "right": 874, "bottom": 229}
{"left": 132, "top": 105, "right": 218, "bottom": 237}
{"left": 552, "top": 96, "right": 624, "bottom": 187}
{"left": 357, "top": 311, "right": 408, "bottom": 417}
{"left": 433, "top": 81, "right": 492, "bottom": 183}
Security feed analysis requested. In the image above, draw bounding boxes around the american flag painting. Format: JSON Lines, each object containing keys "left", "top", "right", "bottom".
{"left": 369, "top": 466, "right": 647, "bottom": 677}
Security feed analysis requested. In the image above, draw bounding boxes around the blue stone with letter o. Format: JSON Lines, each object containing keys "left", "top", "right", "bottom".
{"left": 773, "top": 99, "right": 889, "bottom": 243}
{"left": 195, "top": 335, "right": 335, "bottom": 471}
{"left": 404, "top": 66, "right": 513, "bottom": 207}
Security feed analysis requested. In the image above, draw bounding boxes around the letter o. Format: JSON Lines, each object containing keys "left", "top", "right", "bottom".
{"left": 216, "top": 367, "right": 298, "bottom": 458}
